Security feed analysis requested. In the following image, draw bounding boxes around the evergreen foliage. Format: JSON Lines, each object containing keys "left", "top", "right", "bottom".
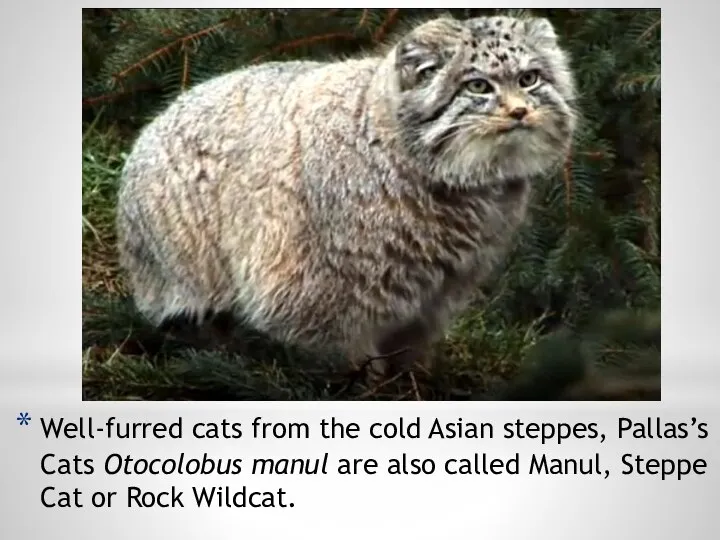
{"left": 82, "top": 8, "right": 661, "bottom": 401}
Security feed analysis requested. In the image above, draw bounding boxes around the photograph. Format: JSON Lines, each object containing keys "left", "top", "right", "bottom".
{"left": 81, "top": 8, "right": 661, "bottom": 401}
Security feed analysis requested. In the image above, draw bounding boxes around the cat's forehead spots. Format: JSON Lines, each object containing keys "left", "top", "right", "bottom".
{"left": 468, "top": 15, "right": 524, "bottom": 37}
{"left": 461, "top": 17, "right": 532, "bottom": 78}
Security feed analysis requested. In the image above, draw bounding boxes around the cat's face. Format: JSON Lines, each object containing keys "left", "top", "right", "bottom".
{"left": 392, "top": 16, "right": 577, "bottom": 189}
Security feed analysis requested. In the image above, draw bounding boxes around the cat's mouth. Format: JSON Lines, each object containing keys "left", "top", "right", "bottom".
{"left": 494, "top": 119, "right": 535, "bottom": 135}
{"left": 496, "top": 120, "right": 520, "bottom": 132}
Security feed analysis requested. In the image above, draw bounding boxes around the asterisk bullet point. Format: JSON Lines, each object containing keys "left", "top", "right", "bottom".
{"left": 17, "top": 412, "right": 31, "bottom": 426}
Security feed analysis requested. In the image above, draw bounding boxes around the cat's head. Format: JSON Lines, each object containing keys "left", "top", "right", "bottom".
{"left": 386, "top": 15, "right": 577, "bottom": 190}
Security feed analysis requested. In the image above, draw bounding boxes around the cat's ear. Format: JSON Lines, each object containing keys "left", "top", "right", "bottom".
{"left": 394, "top": 17, "right": 461, "bottom": 91}
{"left": 524, "top": 18, "right": 558, "bottom": 46}
{"left": 394, "top": 37, "right": 441, "bottom": 91}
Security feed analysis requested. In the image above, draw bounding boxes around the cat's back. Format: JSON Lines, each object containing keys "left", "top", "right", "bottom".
{"left": 120, "top": 56, "right": 381, "bottom": 191}
{"left": 122, "top": 61, "right": 324, "bottom": 168}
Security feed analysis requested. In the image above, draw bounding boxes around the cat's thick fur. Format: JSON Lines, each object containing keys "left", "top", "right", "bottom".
{"left": 116, "top": 15, "right": 577, "bottom": 379}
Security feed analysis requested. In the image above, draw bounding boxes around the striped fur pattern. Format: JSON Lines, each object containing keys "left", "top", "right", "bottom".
{"left": 116, "top": 15, "right": 577, "bottom": 379}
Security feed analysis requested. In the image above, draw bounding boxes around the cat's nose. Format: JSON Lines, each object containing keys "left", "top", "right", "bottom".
{"left": 508, "top": 106, "right": 528, "bottom": 120}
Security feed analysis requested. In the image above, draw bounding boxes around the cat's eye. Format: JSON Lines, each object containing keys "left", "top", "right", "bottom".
{"left": 466, "top": 79, "right": 493, "bottom": 94}
{"left": 519, "top": 70, "right": 540, "bottom": 88}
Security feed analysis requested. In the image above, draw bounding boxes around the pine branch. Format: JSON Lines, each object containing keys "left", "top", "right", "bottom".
{"left": 112, "top": 17, "right": 236, "bottom": 83}
{"left": 250, "top": 31, "right": 356, "bottom": 64}
{"left": 373, "top": 8, "right": 401, "bottom": 43}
